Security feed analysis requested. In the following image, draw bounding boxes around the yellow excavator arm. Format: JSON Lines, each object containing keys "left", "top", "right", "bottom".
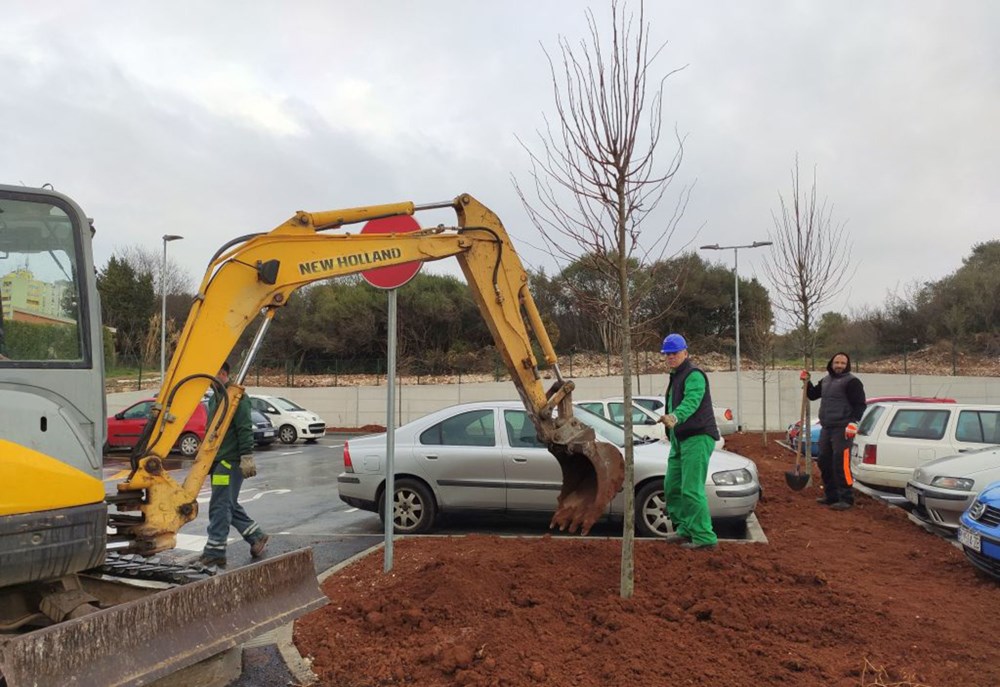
{"left": 114, "top": 193, "right": 624, "bottom": 553}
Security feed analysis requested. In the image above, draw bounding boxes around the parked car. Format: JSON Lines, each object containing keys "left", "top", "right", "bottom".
{"left": 577, "top": 399, "right": 724, "bottom": 449}
{"left": 786, "top": 419, "right": 821, "bottom": 456}
{"left": 106, "top": 398, "right": 208, "bottom": 457}
{"left": 786, "top": 397, "right": 955, "bottom": 458}
{"left": 958, "top": 480, "right": 1000, "bottom": 580}
{"left": 851, "top": 402, "right": 1000, "bottom": 492}
{"left": 337, "top": 401, "right": 759, "bottom": 537}
{"left": 631, "top": 395, "right": 736, "bottom": 436}
{"left": 251, "top": 409, "right": 277, "bottom": 448}
{"left": 248, "top": 395, "right": 326, "bottom": 444}
{"left": 905, "top": 445, "right": 1000, "bottom": 533}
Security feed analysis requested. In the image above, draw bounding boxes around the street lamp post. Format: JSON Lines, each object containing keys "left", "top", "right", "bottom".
{"left": 699, "top": 240, "right": 772, "bottom": 432}
{"left": 160, "top": 234, "right": 184, "bottom": 380}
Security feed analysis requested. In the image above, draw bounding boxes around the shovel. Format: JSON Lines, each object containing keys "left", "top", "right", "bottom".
{"left": 785, "top": 379, "right": 812, "bottom": 491}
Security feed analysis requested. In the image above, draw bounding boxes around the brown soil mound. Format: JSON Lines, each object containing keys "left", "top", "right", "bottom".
{"left": 294, "top": 432, "right": 998, "bottom": 686}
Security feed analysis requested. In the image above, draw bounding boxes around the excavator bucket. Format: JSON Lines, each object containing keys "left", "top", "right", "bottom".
{"left": 0, "top": 548, "right": 326, "bottom": 687}
{"left": 549, "top": 439, "right": 626, "bottom": 535}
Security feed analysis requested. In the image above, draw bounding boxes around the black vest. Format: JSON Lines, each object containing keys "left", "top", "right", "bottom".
{"left": 818, "top": 372, "right": 856, "bottom": 428}
{"left": 666, "top": 359, "right": 721, "bottom": 441}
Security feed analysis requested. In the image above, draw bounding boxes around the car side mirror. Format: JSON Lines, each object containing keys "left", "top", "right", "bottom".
{"left": 267, "top": 406, "right": 278, "bottom": 414}
{"left": 115, "top": 412, "right": 124, "bottom": 420}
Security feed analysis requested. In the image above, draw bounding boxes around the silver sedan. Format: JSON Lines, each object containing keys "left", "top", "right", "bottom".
{"left": 337, "top": 401, "right": 760, "bottom": 537}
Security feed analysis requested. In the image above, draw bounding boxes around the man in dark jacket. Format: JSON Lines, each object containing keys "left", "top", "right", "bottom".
{"left": 801, "top": 352, "right": 867, "bottom": 510}
{"left": 198, "top": 361, "right": 269, "bottom": 567}
{"left": 658, "top": 333, "right": 722, "bottom": 550}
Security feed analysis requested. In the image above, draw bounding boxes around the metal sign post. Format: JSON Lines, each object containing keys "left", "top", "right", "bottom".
{"left": 360, "top": 215, "right": 423, "bottom": 572}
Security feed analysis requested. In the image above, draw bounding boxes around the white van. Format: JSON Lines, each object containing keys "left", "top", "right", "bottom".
{"left": 851, "top": 402, "right": 1000, "bottom": 491}
{"left": 249, "top": 395, "right": 327, "bottom": 444}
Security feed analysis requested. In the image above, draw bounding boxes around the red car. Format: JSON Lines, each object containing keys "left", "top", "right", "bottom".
{"left": 106, "top": 399, "right": 209, "bottom": 457}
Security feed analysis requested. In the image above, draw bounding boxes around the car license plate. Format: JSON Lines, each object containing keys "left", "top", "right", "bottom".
{"left": 905, "top": 485, "right": 920, "bottom": 506}
{"left": 958, "top": 526, "right": 981, "bottom": 552}
{"left": 263, "top": 430, "right": 275, "bottom": 437}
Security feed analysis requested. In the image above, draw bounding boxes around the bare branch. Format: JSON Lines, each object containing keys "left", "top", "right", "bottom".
{"left": 762, "top": 155, "right": 856, "bottom": 363}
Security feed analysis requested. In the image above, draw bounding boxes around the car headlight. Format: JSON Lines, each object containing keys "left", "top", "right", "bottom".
{"left": 930, "top": 476, "right": 975, "bottom": 491}
{"left": 712, "top": 468, "right": 753, "bottom": 486}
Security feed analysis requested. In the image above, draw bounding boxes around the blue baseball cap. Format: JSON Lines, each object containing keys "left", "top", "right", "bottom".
{"left": 660, "top": 333, "right": 687, "bottom": 354}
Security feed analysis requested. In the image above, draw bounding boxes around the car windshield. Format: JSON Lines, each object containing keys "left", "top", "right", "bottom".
{"left": 273, "top": 397, "right": 305, "bottom": 412}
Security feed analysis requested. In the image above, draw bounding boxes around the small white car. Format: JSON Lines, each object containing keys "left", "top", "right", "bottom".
{"left": 576, "top": 398, "right": 724, "bottom": 449}
{"left": 631, "top": 395, "right": 736, "bottom": 436}
{"left": 906, "top": 446, "right": 1000, "bottom": 533}
{"left": 248, "top": 395, "right": 326, "bottom": 444}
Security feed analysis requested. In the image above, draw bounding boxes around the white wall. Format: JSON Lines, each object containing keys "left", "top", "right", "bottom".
{"left": 106, "top": 371, "right": 1000, "bottom": 431}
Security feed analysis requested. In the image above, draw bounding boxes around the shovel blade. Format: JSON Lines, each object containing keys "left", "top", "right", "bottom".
{"left": 785, "top": 469, "right": 811, "bottom": 491}
{"left": 0, "top": 548, "right": 326, "bottom": 687}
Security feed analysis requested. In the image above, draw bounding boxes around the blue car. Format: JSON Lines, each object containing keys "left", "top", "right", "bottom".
{"left": 786, "top": 419, "right": 821, "bottom": 457}
{"left": 958, "top": 480, "right": 1000, "bottom": 580}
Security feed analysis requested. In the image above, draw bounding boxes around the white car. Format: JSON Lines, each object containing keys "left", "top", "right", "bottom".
{"left": 630, "top": 395, "right": 736, "bottom": 436}
{"left": 248, "top": 394, "right": 326, "bottom": 444}
{"left": 576, "top": 398, "right": 724, "bottom": 449}
{"left": 852, "top": 402, "right": 1000, "bottom": 492}
{"left": 906, "top": 446, "right": 1000, "bottom": 533}
{"left": 336, "top": 401, "right": 759, "bottom": 538}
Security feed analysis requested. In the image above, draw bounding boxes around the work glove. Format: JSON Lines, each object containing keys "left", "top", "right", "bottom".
{"left": 844, "top": 423, "right": 858, "bottom": 440}
{"left": 240, "top": 455, "right": 257, "bottom": 478}
{"left": 659, "top": 413, "right": 678, "bottom": 429}
{"left": 799, "top": 370, "right": 810, "bottom": 381}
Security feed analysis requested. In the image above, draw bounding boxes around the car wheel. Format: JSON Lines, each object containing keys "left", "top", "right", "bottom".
{"left": 634, "top": 481, "right": 678, "bottom": 538}
{"left": 278, "top": 424, "right": 298, "bottom": 444}
{"left": 178, "top": 432, "right": 200, "bottom": 457}
{"left": 379, "top": 478, "right": 437, "bottom": 535}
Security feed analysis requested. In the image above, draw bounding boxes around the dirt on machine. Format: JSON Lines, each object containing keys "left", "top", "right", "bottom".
{"left": 0, "top": 185, "right": 623, "bottom": 685}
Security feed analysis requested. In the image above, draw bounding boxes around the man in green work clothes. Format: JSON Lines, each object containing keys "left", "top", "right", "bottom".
{"left": 657, "top": 333, "right": 721, "bottom": 551}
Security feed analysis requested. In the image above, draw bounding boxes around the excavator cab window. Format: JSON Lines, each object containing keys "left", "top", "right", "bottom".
{"left": 0, "top": 195, "right": 86, "bottom": 365}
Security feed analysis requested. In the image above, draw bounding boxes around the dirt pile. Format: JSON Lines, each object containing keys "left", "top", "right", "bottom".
{"left": 293, "top": 432, "right": 1000, "bottom": 687}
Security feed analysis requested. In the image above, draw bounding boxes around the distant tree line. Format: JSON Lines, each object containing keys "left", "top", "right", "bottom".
{"left": 95, "top": 240, "right": 1000, "bottom": 374}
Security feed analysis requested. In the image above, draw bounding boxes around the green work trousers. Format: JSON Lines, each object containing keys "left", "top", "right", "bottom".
{"left": 663, "top": 433, "right": 718, "bottom": 546}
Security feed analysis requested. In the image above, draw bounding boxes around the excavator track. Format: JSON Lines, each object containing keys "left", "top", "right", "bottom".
{"left": 95, "top": 551, "right": 217, "bottom": 585}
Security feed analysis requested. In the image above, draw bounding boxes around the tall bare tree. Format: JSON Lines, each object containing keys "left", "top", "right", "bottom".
{"left": 763, "top": 156, "right": 853, "bottom": 366}
{"left": 514, "top": 1, "right": 688, "bottom": 598}
{"left": 743, "top": 302, "right": 775, "bottom": 446}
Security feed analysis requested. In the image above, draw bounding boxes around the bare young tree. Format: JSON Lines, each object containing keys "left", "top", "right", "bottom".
{"left": 763, "top": 156, "right": 853, "bottom": 366}
{"left": 743, "top": 303, "right": 775, "bottom": 447}
{"left": 513, "top": 1, "right": 689, "bottom": 598}
{"left": 115, "top": 245, "right": 194, "bottom": 297}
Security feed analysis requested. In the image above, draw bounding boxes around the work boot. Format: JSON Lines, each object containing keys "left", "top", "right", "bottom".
{"left": 816, "top": 497, "right": 836, "bottom": 505}
{"left": 829, "top": 501, "right": 853, "bottom": 511}
{"left": 680, "top": 541, "right": 718, "bottom": 551}
{"left": 250, "top": 534, "right": 270, "bottom": 558}
{"left": 198, "top": 554, "right": 227, "bottom": 568}
{"left": 663, "top": 533, "right": 691, "bottom": 544}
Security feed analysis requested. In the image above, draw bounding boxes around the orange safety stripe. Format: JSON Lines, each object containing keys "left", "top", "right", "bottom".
{"left": 842, "top": 447, "right": 853, "bottom": 486}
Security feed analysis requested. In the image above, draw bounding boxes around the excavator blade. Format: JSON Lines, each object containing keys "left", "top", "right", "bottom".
{"left": 0, "top": 548, "right": 326, "bottom": 687}
{"left": 549, "top": 440, "right": 625, "bottom": 535}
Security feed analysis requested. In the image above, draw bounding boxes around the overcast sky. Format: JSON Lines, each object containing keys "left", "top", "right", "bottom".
{"left": 2, "top": 1, "right": 997, "bottom": 328}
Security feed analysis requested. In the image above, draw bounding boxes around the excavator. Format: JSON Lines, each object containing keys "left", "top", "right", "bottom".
{"left": 0, "top": 184, "right": 625, "bottom": 686}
